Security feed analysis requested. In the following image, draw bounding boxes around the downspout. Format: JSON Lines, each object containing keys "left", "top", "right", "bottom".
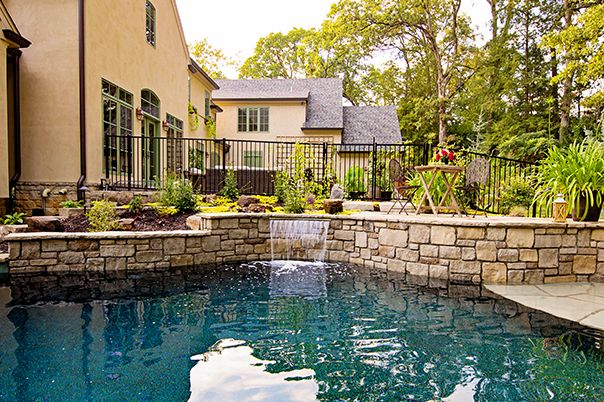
{"left": 8, "top": 49, "right": 22, "bottom": 212}
{"left": 76, "top": 0, "right": 86, "bottom": 200}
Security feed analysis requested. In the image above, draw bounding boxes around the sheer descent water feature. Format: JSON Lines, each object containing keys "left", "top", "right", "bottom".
{"left": 269, "top": 219, "right": 330, "bottom": 262}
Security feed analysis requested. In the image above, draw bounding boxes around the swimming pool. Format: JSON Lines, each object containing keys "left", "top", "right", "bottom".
{"left": 1, "top": 261, "right": 602, "bottom": 401}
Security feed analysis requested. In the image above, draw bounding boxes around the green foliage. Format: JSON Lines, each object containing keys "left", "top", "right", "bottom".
{"left": 127, "top": 195, "right": 144, "bottom": 214}
{"left": 274, "top": 170, "right": 290, "bottom": 204}
{"left": 189, "top": 38, "right": 235, "bottom": 79}
{"left": 205, "top": 119, "right": 217, "bottom": 139}
{"left": 500, "top": 177, "right": 536, "bottom": 214}
{"left": 86, "top": 200, "right": 119, "bottom": 232}
{"left": 156, "top": 206, "right": 179, "bottom": 216}
{"left": 535, "top": 139, "right": 604, "bottom": 219}
{"left": 283, "top": 185, "right": 306, "bottom": 214}
{"left": 509, "top": 205, "right": 528, "bottom": 217}
{"left": 158, "top": 174, "right": 196, "bottom": 212}
{"left": 188, "top": 102, "right": 200, "bottom": 131}
{"left": 344, "top": 166, "right": 366, "bottom": 195}
{"left": 60, "top": 200, "right": 84, "bottom": 209}
{"left": 3, "top": 212, "right": 25, "bottom": 225}
{"left": 188, "top": 148, "right": 204, "bottom": 170}
{"left": 219, "top": 168, "right": 240, "bottom": 200}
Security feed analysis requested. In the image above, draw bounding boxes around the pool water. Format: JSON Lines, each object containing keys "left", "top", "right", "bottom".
{"left": 1, "top": 261, "right": 603, "bottom": 401}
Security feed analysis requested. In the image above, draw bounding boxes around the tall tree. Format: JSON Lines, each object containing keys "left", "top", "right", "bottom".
{"left": 189, "top": 38, "right": 236, "bottom": 79}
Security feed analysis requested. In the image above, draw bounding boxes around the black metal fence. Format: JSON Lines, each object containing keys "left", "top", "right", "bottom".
{"left": 103, "top": 135, "right": 540, "bottom": 215}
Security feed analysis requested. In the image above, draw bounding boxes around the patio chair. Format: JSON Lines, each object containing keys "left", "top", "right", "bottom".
{"left": 387, "top": 159, "right": 419, "bottom": 214}
{"left": 458, "top": 157, "right": 490, "bottom": 217}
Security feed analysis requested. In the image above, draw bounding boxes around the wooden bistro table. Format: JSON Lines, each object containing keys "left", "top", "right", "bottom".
{"left": 414, "top": 165, "right": 464, "bottom": 217}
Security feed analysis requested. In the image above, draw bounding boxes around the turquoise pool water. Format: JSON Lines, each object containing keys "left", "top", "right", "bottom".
{"left": 1, "top": 261, "right": 603, "bottom": 401}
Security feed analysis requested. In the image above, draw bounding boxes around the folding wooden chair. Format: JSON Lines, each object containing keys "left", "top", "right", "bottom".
{"left": 457, "top": 157, "right": 491, "bottom": 217}
{"left": 387, "top": 159, "right": 419, "bottom": 214}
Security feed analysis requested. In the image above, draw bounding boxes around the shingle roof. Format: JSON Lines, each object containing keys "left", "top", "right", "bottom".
{"left": 213, "top": 78, "right": 343, "bottom": 129}
{"left": 342, "top": 106, "right": 401, "bottom": 144}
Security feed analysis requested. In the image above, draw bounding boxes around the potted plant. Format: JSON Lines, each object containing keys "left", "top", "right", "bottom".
{"left": 535, "top": 139, "right": 604, "bottom": 221}
{"left": 345, "top": 166, "right": 366, "bottom": 200}
{"left": 58, "top": 200, "right": 85, "bottom": 217}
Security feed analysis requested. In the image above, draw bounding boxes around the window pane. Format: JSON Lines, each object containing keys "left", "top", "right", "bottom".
{"left": 204, "top": 91, "right": 210, "bottom": 117}
{"left": 238, "top": 108, "right": 247, "bottom": 132}
{"left": 244, "top": 151, "right": 263, "bottom": 168}
{"left": 248, "top": 108, "right": 258, "bottom": 132}
{"left": 259, "top": 108, "right": 269, "bottom": 132}
{"left": 146, "top": 1, "right": 156, "bottom": 46}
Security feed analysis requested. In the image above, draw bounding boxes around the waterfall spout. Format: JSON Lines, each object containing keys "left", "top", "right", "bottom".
{"left": 269, "top": 219, "right": 330, "bottom": 262}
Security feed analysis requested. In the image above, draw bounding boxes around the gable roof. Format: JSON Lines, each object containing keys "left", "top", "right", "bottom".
{"left": 0, "top": 0, "right": 30, "bottom": 48}
{"left": 342, "top": 106, "right": 401, "bottom": 144}
{"left": 213, "top": 78, "right": 344, "bottom": 129}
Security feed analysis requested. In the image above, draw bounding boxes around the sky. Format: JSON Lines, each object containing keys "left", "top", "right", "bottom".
{"left": 175, "top": 0, "right": 492, "bottom": 78}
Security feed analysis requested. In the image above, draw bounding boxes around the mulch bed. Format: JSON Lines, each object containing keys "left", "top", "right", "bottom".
{"left": 63, "top": 209, "right": 194, "bottom": 232}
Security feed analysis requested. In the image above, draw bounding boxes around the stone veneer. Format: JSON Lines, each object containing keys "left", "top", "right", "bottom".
{"left": 6, "top": 214, "right": 604, "bottom": 288}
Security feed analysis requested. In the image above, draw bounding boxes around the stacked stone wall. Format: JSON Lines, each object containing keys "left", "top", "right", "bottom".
{"left": 6, "top": 214, "right": 604, "bottom": 288}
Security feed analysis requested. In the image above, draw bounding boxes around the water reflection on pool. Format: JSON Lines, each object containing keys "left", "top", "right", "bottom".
{"left": 0, "top": 261, "right": 603, "bottom": 401}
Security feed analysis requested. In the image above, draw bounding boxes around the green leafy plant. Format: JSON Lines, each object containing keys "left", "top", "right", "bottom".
{"left": 274, "top": 170, "right": 291, "bottom": 203}
{"left": 344, "top": 166, "right": 366, "bottom": 195}
{"left": 283, "top": 181, "right": 305, "bottom": 214}
{"left": 156, "top": 206, "right": 179, "bottom": 216}
{"left": 3, "top": 212, "right": 25, "bottom": 225}
{"left": 205, "top": 119, "right": 216, "bottom": 139}
{"left": 188, "top": 102, "right": 200, "bottom": 130}
{"left": 188, "top": 148, "right": 204, "bottom": 170}
{"left": 86, "top": 200, "right": 119, "bottom": 232}
{"left": 500, "top": 176, "right": 536, "bottom": 214}
{"left": 127, "top": 195, "right": 144, "bottom": 214}
{"left": 219, "top": 167, "right": 240, "bottom": 200}
{"left": 535, "top": 139, "right": 604, "bottom": 220}
{"left": 159, "top": 174, "right": 196, "bottom": 212}
{"left": 60, "top": 200, "right": 84, "bottom": 209}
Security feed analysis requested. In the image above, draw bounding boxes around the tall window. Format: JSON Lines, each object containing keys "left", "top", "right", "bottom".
{"left": 244, "top": 151, "right": 263, "bottom": 168}
{"left": 146, "top": 1, "right": 156, "bottom": 46}
{"left": 166, "top": 114, "right": 184, "bottom": 172}
{"left": 204, "top": 91, "right": 211, "bottom": 117}
{"left": 102, "top": 80, "right": 133, "bottom": 173}
{"left": 237, "top": 107, "right": 269, "bottom": 132}
{"left": 141, "top": 89, "right": 160, "bottom": 118}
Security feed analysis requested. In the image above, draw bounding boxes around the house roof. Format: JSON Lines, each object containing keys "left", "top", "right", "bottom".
{"left": 188, "top": 59, "right": 220, "bottom": 90}
{"left": 342, "top": 106, "right": 401, "bottom": 145}
{"left": 1, "top": 0, "right": 30, "bottom": 48}
{"left": 213, "top": 78, "right": 344, "bottom": 129}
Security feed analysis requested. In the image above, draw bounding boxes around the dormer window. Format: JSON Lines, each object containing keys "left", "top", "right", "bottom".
{"left": 146, "top": 1, "right": 156, "bottom": 46}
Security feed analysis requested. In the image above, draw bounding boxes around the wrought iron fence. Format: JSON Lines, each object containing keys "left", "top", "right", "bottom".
{"left": 103, "top": 135, "right": 541, "bottom": 216}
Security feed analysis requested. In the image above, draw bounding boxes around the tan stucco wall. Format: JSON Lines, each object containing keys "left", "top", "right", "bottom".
{"left": 0, "top": 39, "right": 9, "bottom": 198}
{"left": 188, "top": 71, "right": 215, "bottom": 139}
{"left": 5, "top": 0, "right": 80, "bottom": 184}
{"left": 214, "top": 100, "right": 344, "bottom": 143}
{"left": 85, "top": 0, "right": 191, "bottom": 184}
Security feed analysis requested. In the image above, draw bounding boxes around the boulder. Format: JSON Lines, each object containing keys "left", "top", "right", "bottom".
{"left": 244, "top": 203, "right": 272, "bottom": 213}
{"left": 324, "top": 199, "right": 344, "bottom": 214}
{"left": 25, "top": 216, "right": 65, "bottom": 232}
{"left": 237, "top": 195, "right": 260, "bottom": 208}
{"left": 118, "top": 218, "right": 135, "bottom": 231}
{"left": 330, "top": 184, "right": 345, "bottom": 200}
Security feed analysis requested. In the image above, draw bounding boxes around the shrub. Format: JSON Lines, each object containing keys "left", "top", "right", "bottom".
{"left": 219, "top": 168, "right": 239, "bottom": 200}
{"left": 499, "top": 176, "right": 535, "bottom": 214}
{"left": 284, "top": 184, "right": 305, "bottom": 214}
{"left": 3, "top": 212, "right": 25, "bottom": 225}
{"left": 87, "top": 200, "right": 119, "bottom": 232}
{"left": 344, "top": 166, "right": 366, "bottom": 195}
{"left": 60, "top": 200, "right": 84, "bottom": 208}
{"left": 127, "top": 195, "right": 144, "bottom": 214}
{"left": 159, "top": 174, "right": 196, "bottom": 212}
{"left": 509, "top": 205, "right": 528, "bottom": 217}
{"left": 274, "top": 170, "right": 290, "bottom": 203}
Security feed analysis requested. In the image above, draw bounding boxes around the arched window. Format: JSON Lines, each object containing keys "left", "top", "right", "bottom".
{"left": 145, "top": 1, "right": 156, "bottom": 46}
{"left": 141, "top": 89, "right": 160, "bottom": 119}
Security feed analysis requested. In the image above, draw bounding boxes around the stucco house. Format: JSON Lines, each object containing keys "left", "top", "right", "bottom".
{"left": 3, "top": 0, "right": 218, "bottom": 214}
{"left": 212, "top": 78, "right": 401, "bottom": 146}
{"left": 0, "top": 1, "right": 30, "bottom": 215}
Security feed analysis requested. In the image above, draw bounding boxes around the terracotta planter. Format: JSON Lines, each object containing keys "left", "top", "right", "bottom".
{"left": 572, "top": 192, "right": 603, "bottom": 222}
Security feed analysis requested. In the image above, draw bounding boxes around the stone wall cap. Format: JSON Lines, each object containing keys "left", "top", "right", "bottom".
{"left": 5, "top": 229, "right": 211, "bottom": 241}
{"left": 0, "top": 253, "right": 8, "bottom": 263}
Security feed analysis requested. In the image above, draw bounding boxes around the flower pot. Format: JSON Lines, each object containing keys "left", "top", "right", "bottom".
{"left": 572, "top": 192, "right": 603, "bottom": 222}
{"left": 348, "top": 191, "right": 365, "bottom": 200}
{"left": 379, "top": 190, "right": 392, "bottom": 201}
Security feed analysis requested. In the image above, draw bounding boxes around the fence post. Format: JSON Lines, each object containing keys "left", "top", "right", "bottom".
{"left": 322, "top": 142, "right": 328, "bottom": 184}
{"left": 127, "top": 136, "right": 132, "bottom": 191}
{"left": 422, "top": 143, "right": 431, "bottom": 165}
{"left": 221, "top": 138, "right": 227, "bottom": 186}
{"left": 371, "top": 138, "right": 377, "bottom": 200}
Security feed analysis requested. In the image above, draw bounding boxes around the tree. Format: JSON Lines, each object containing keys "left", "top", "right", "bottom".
{"left": 239, "top": 28, "right": 311, "bottom": 79}
{"left": 189, "top": 38, "right": 236, "bottom": 79}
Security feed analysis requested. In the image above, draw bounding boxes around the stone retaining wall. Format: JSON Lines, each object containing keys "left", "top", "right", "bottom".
{"left": 6, "top": 214, "right": 604, "bottom": 289}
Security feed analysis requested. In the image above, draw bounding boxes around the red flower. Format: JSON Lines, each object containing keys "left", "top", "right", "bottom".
{"left": 449, "top": 151, "right": 455, "bottom": 160}
{"left": 435, "top": 153, "right": 441, "bottom": 161}
{"left": 441, "top": 149, "right": 448, "bottom": 157}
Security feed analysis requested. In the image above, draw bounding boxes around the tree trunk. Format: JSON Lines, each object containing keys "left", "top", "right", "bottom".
{"left": 438, "top": 96, "right": 447, "bottom": 144}
{"left": 559, "top": 0, "right": 573, "bottom": 142}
